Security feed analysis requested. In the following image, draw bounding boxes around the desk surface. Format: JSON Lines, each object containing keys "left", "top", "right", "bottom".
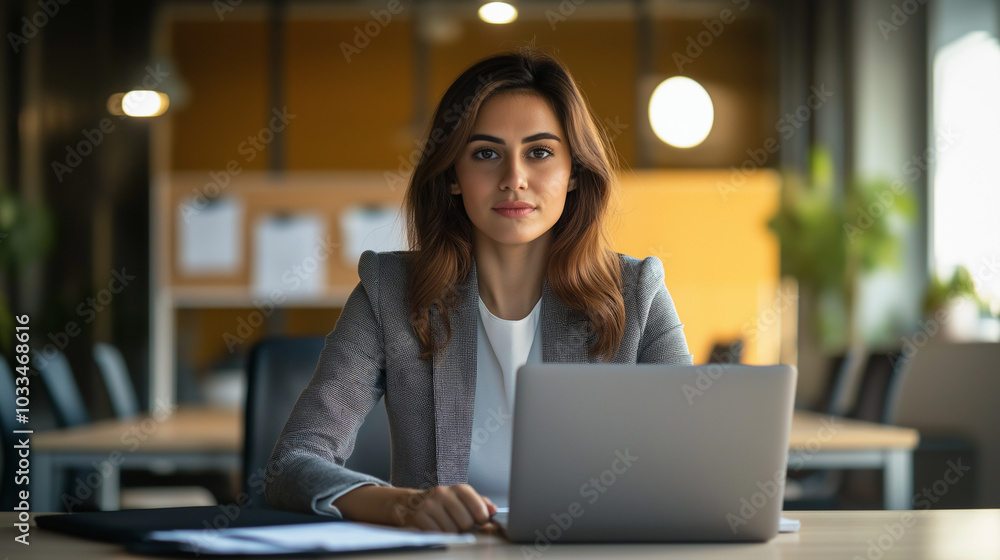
{"left": 4, "top": 509, "right": 997, "bottom": 559}
{"left": 788, "top": 411, "right": 919, "bottom": 450}
{"left": 33, "top": 406, "right": 242, "bottom": 453}
{"left": 32, "top": 408, "right": 918, "bottom": 454}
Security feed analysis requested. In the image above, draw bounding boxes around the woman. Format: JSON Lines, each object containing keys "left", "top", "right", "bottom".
{"left": 265, "top": 47, "right": 692, "bottom": 533}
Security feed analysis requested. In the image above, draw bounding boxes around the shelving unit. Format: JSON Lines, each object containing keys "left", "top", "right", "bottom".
{"left": 150, "top": 171, "right": 405, "bottom": 407}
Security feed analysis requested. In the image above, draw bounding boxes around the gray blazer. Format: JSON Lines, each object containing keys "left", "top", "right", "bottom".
{"left": 265, "top": 250, "right": 693, "bottom": 516}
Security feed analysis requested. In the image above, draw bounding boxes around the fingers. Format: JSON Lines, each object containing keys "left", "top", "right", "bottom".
{"left": 483, "top": 496, "right": 498, "bottom": 516}
{"left": 418, "top": 498, "right": 460, "bottom": 533}
{"left": 411, "top": 510, "right": 443, "bottom": 532}
{"left": 402, "top": 485, "right": 493, "bottom": 533}
{"left": 453, "top": 484, "right": 492, "bottom": 524}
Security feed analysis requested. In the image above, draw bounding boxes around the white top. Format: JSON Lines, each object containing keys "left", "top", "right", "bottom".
{"left": 466, "top": 296, "right": 542, "bottom": 507}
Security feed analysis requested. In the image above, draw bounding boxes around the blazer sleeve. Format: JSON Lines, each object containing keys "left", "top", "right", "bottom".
{"left": 634, "top": 256, "right": 694, "bottom": 365}
{"left": 265, "top": 251, "right": 392, "bottom": 517}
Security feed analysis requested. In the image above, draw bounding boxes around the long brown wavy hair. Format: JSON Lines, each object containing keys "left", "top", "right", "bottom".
{"left": 404, "top": 47, "right": 624, "bottom": 361}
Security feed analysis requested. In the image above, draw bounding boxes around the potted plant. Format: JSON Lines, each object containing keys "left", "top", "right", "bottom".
{"left": 767, "top": 149, "right": 916, "bottom": 351}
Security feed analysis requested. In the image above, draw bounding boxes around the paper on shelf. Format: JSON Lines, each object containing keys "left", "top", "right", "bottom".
{"left": 177, "top": 196, "right": 242, "bottom": 274}
{"left": 339, "top": 204, "right": 407, "bottom": 265}
{"left": 252, "top": 213, "right": 327, "bottom": 299}
{"left": 146, "top": 521, "right": 475, "bottom": 555}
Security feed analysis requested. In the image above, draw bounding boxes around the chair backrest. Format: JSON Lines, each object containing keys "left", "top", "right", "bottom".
{"left": 813, "top": 343, "right": 869, "bottom": 416}
{"left": 814, "top": 353, "right": 847, "bottom": 413}
{"left": 707, "top": 339, "right": 743, "bottom": 364}
{"left": 32, "top": 348, "right": 90, "bottom": 427}
{"left": 93, "top": 342, "right": 140, "bottom": 418}
{"left": 0, "top": 356, "right": 20, "bottom": 509}
{"left": 243, "top": 336, "right": 391, "bottom": 508}
{"left": 847, "top": 351, "right": 907, "bottom": 424}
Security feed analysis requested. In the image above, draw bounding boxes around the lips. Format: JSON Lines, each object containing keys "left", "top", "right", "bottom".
{"left": 493, "top": 201, "right": 536, "bottom": 218}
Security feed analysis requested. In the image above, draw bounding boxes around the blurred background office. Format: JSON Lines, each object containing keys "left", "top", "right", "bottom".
{"left": 0, "top": 0, "right": 997, "bottom": 511}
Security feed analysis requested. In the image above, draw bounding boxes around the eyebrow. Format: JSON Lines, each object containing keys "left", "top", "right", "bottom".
{"left": 467, "top": 132, "right": 562, "bottom": 145}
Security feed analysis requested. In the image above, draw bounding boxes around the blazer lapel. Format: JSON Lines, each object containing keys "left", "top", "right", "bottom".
{"left": 431, "top": 263, "right": 479, "bottom": 486}
{"left": 541, "top": 278, "right": 594, "bottom": 363}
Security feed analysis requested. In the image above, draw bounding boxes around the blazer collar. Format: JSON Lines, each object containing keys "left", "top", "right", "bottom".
{"left": 430, "top": 259, "right": 594, "bottom": 485}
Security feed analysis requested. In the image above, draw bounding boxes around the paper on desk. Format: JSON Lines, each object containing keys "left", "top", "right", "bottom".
{"left": 146, "top": 521, "right": 475, "bottom": 555}
{"left": 779, "top": 517, "right": 801, "bottom": 532}
{"left": 177, "top": 196, "right": 242, "bottom": 274}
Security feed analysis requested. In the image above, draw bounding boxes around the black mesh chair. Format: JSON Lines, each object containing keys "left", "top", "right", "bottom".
{"left": 846, "top": 352, "right": 908, "bottom": 424}
{"left": 91, "top": 342, "right": 219, "bottom": 508}
{"left": 785, "top": 347, "right": 896, "bottom": 509}
{"left": 32, "top": 348, "right": 90, "bottom": 428}
{"left": 243, "top": 336, "right": 391, "bottom": 509}
{"left": 814, "top": 353, "right": 849, "bottom": 414}
{"left": 93, "top": 342, "right": 140, "bottom": 418}
{"left": 707, "top": 339, "right": 743, "bottom": 364}
{"left": 836, "top": 351, "right": 911, "bottom": 507}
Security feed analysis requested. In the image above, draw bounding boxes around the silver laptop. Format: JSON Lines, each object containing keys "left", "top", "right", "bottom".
{"left": 493, "top": 363, "right": 796, "bottom": 543}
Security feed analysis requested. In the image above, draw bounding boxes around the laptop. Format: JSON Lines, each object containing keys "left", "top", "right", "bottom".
{"left": 492, "top": 363, "right": 797, "bottom": 543}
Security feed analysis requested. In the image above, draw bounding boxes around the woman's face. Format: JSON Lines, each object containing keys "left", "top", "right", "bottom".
{"left": 451, "top": 91, "right": 576, "bottom": 251}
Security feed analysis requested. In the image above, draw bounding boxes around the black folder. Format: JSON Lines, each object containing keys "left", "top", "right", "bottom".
{"left": 36, "top": 505, "right": 333, "bottom": 543}
{"left": 37, "top": 506, "right": 447, "bottom": 556}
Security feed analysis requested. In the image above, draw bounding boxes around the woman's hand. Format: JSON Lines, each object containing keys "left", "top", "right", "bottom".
{"left": 333, "top": 484, "right": 497, "bottom": 533}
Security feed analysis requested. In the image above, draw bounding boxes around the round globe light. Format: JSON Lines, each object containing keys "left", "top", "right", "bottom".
{"left": 478, "top": 2, "right": 518, "bottom": 24}
{"left": 648, "top": 77, "right": 714, "bottom": 148}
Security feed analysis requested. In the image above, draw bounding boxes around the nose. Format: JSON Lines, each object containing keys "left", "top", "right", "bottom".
{"left": 500, "top": 156, "right": 528, "bottom": 191}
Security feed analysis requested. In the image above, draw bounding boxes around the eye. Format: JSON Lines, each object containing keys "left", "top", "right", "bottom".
{"left": 528, "top": 145, "right": 555, "bottom": 159}
{"left": 472, "top": 147, "right": 499, "bottom": 161}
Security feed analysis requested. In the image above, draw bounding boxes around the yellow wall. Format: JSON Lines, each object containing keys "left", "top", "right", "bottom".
{"left": 614, "top": 170, "right": 781, "bottom": 364}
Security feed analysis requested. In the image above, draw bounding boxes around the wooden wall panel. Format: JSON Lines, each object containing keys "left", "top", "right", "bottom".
{"left": 170, "top": 21, "right": 270, "bottom": 171}
{"left": 284, "top": 20, "right": 415, "bottom": 169}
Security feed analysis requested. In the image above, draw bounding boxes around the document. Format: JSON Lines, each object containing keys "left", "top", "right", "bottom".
{"left": 146, "top": 521, "right": 475, "bottom": 555}
{"left": 779, "top": 517, "right": 801, "bottom": 532}
{"left": 339, "top": 204, "right": 407, "bottom": 265}
{"left": 177, "top": 196, "right": 242, "bottom": 274}
{"left": 252, "top": 213, "right": 326, "bottom": 299}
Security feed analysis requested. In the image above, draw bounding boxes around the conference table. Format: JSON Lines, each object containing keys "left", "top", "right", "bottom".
{"left": 30, "top": 407, "right": 919, "bottom": 512}
{"left": 5, "top": 509, "right": 998, "bottom": 558}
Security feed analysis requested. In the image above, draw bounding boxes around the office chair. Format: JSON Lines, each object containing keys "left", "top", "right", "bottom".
{"left": 32, "top": 348, "right": 90, "bottom": 428}
{"left": 846, "top": 352, "right": 909, "bottom": 424}
{"left": 243, "top": 336, "right": 391, "bottom": 509}
{"left": 90, "top": 342, "right": 218, "bottom": 508}
{"left": 707, "top": 339, "right": 743, "bottom": 364}
{"left": 786, "top": 349, "right": 912, "bottom": 509}
{"left": 787, "top": 346, "right": 871, "bottom": 502}
{"left": 0, "top": 355, "right": 22, "bottom": 509}
{"left": 836, "top": 351, "right": 911, "bottom": 507}
{"left": 93, "top": 342, "right": 140, "bottom": 418}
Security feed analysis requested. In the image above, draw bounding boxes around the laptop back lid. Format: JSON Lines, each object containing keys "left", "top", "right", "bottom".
{"left": 506, "top": 364, "right": 796, "bottom": 543}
